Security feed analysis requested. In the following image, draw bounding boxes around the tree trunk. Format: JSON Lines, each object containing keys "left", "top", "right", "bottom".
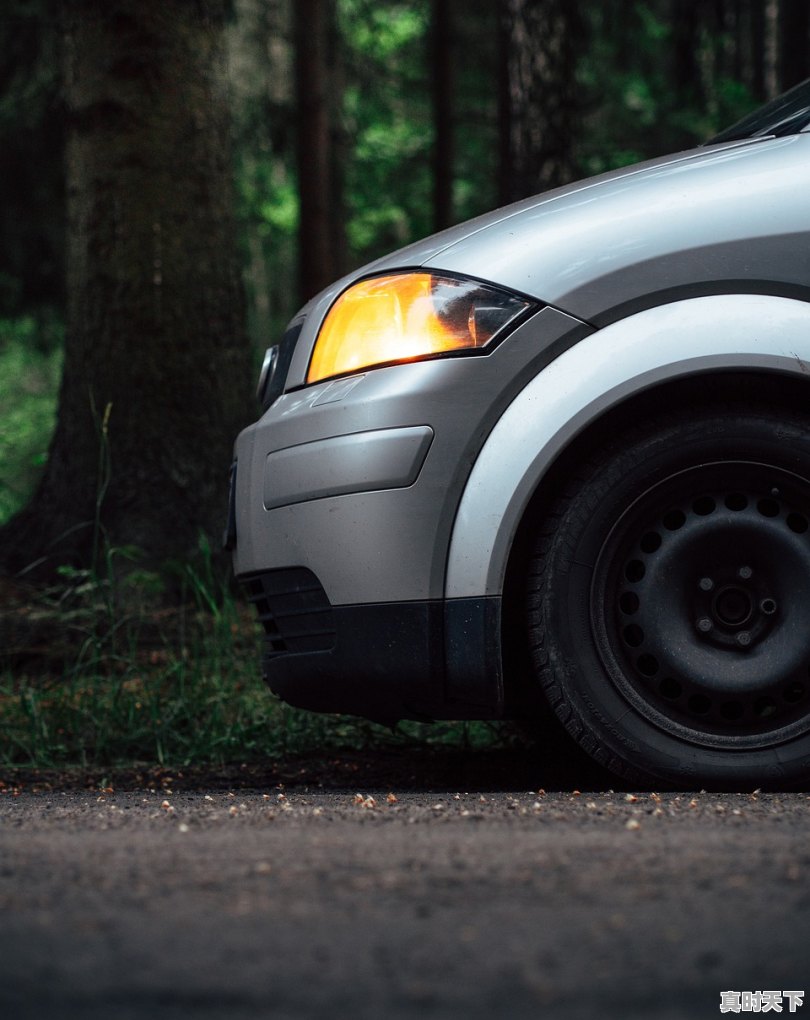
{"left": 431, "top": 0, "right": 454, "bottom": 231}
{"left": 327, "top": 6, "right": 348, "bottom": 284}
{"left": 671, "top": 0, "right": 704, "bottom": 106}
{"left": 0, "top": 0, "right": 252, "bottom": 582}
{"left": 294, "top": 0, "right": 337, "bottom": 303}
{"left": 498, "top": 0, "right": 582, "bottom": 205}
{"left": 749, "top": 0, "right": 768, "bottom": 100}
{"left": 779, "top": 0, "right": 810, "bottom": 89}
{"left": 764, "top": 0, "right": 780, "bottom": 97}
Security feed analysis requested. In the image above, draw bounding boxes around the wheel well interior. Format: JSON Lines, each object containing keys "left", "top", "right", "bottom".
{"left": 500, "top": 367, "right": 810, "bottom": 717}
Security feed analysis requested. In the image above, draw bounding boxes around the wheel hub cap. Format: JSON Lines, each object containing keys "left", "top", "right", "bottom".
{"left": 593, "top": 462, "right": 810, "bottom": 747}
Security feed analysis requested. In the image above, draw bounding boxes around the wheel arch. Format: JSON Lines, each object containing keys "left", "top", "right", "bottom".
{"left": 447, "top": 294, "right": 810, "bottom": 602}
{"left": 519, "top": 400, "right": 810, "bottom": 786}
{"left": 441, "top": 293, "right": 810, "bottom": 703}
{"left": 500, "top": 367, "right": 810, "bottom": 706}
{"left": 503, "top": 366, "right": 810, "bottom": 564}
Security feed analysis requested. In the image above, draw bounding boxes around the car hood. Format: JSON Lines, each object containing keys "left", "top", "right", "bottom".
{"left": 368, "top": 134, "right": 810, "bottom": 326}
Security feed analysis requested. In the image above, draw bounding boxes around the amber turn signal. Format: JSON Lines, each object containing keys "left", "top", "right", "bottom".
{"left": 307, "top": 272, "right": 531, "bottom": 384}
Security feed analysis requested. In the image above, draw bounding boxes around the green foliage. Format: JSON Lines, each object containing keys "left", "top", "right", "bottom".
{"left": 258, "top": 178, "right": 299, "bottom": 235}
{"left": 339, "top": 0, "right": 501, "bottom": 238}
{"left": 0, "top": 0, "right": 790, "bottom": 770}
{"left": 340, "top": 0, "right": 433, "bottom": 263}
{"left": 233, "top": 147, "right": 299, "bottom": 342}
{"left": 0, "top": 556, "right": 507, "bottom": 768}
{"left": 578, "top": 3, "right": 763, "bottom": 176}
{"left": 0, "top": 584, "right": 270, "bottom": 768}
{"left": 348, "top": 1, "right": 426, "bottom": 59}
{"left": 450, "top": 0, "right": 500, "bottom": 221}
{"left": 0, "top": 316, "right": 61, "bottom": 524}
{"left": 0, "top": 523, "right": 507, "bottom": 768}
{"left": 210, "top": 0, "right": 778, "bottom": 346}
{"left": 227, "top": 0, "right": 298, "bottom": 343}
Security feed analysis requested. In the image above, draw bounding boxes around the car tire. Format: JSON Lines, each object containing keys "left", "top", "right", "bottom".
{"left": 526, "top": 403, "right": 810, "bottom": 789}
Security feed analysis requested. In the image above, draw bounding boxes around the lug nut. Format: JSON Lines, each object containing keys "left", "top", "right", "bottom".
{"left": 760, "top": 598, "right": 777, "bottom": 616}
{"left": 698, "top": 577, "right": 714, "bottom": 592}
{"left": 736, "top": 631, "right": 752, "bottom": 647}
{"left": 738, "top": 566, "right": 753, "bottom": 580}
{"left": 697, "top": 618, "right": 713, "bottom": 634}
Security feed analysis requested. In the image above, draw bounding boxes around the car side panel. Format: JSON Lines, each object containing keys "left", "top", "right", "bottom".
{"left": 426, "top": 135, "right": 810, "bottom": 327}
{"left": 280, "top": 139, "right": 787, "bottom": 390}
{"left": 232, "top": 306, "right": 591, "bottom": 605}
{"left": 446, "top": 293, "right": 810, "bottom": 600}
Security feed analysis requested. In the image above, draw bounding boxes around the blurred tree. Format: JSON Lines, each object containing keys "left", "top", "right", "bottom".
{"left": 749, "top": 0, "right": 770, "bottom": 100}
{"left": 295, "top": 0, "right": 346, "bottom": 302}
{"left": 721, "top": 0, "right": 770, "bottom": 102}
{"left": 228, "top": 0, "right": 297, "bottom": 345}
{"left": 671, "top": 0, "right": 704, "bottom": 106}
{"left": 431, "top": 0, "right": 454, "bottom": 230}
{"left": 779, "top": 0, "right": 810, "bottom": 89}
{"left": 0, "top": 0, "right": 252, "bottom": 581}
{"left": 339, "top": 0, "right": 432, "bottom": 262}
{"left": 0, "top": 0, "right": 64, "bottom": 318}
{"left": 577, "top": 1, "right": 767, "bottom": 177}
{"left": 498, "top": 0, "right": 583, "bottom": 203}
{"left": 0, "top": 0, "right": 790, "bottom": 553}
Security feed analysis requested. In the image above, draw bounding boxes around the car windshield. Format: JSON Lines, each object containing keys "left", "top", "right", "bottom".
{"left": 709, "top": 78, "right": 810, "bottom": 143}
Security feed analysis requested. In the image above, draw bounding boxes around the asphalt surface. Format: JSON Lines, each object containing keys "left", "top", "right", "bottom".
{"left": 1, "top": 762, "right": 809, "bottom": 1020}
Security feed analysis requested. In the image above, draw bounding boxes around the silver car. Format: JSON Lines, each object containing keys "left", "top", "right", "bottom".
{"left": 228, "top": 80, "right": 810, "bottom": 789}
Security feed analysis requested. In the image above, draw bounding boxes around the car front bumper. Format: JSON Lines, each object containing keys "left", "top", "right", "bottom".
{"left": 231, "top": 305, "right": 591, "bottom": 722}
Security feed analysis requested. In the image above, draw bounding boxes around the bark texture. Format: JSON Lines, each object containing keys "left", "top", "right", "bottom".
{"left": 0, "top": 0, "right": 252, "bottom": 580}
{"left": 499, "top": 0, "right": 582, "bottom": 204}
{"left": 779, "top": 0, "right": 810, "bottom": 89}
{"left": 431, "top": 0, "right": 454, "bottom": 231}
{"left": 295, "top": 0, "right": 342, "bottom": 303}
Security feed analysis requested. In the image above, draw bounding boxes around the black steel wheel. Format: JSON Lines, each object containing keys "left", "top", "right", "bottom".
{"left": 527, "top": 405, "right": 810, "bottom": 788}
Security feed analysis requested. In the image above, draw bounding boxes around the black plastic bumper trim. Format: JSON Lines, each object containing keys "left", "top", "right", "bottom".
{"left": 239, "top": 568, "right": 504, "bottom": 725}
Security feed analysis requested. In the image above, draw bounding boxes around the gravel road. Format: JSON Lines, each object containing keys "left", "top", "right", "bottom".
{"left": 1, "top": 761, "right": 809, "bottom": 1020}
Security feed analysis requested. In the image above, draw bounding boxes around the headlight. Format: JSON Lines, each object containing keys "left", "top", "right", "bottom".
{"left": 306, "top": 272, "right": 533, "bottom": 384}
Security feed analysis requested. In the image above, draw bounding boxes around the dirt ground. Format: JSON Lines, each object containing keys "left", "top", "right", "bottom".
{"left": 1, "top": 748, "right": 809, "bottom": 1020}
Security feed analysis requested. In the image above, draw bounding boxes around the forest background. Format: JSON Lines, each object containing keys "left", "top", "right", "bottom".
{"left": 0, "top": 0, "right": 807, "bottom": 768}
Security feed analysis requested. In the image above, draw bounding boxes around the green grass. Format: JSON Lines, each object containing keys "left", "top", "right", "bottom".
{"left": 0, "top": 315, "right": 507, "bottom": 769}
{"left": 0, "top": 570, "right": 506, "bottom": 770}
{"left": 0, "top": 316, "right": 62, "bottom": 525}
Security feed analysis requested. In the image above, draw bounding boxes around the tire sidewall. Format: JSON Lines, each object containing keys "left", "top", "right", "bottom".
{"left": 535, "top": 408, "right": 810, "bottom": 789}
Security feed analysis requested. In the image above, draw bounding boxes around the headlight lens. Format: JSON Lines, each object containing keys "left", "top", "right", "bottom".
{"left": 306, "top": 272, "right": 532, "bottom": 384}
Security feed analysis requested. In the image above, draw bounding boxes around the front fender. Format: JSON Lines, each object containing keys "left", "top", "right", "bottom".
{"left": 445, "top": 293, "right": 810, "bottom": 600}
